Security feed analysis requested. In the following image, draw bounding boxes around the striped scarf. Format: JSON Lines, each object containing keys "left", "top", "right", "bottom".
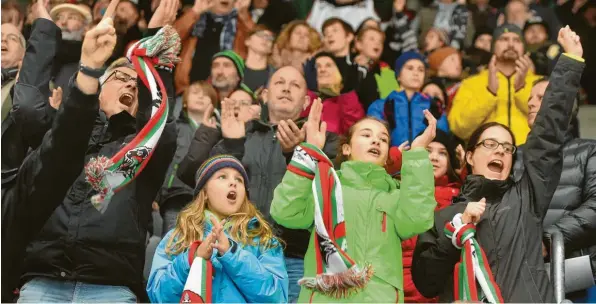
{"left": 288, "top": 143, "right": 373, "bottom": 298}
{"left": 444, "top": 213, "right": 504, "bottom": 303}
{"left": 84, "top": 25, "right": 181, "bottom": 213}
{"left": 181, "top": 240, "right": 214, "bottom": 303}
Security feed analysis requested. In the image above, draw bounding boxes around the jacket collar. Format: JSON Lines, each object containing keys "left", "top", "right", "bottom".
{"left": 338, "top": 161, "right": 396, "bottom": 192}
{"left": 102, "top": 110, "right": 136, "bottom": 140}
{"left": 453, "top": 174, "right": 512, "bottom": 204}
{"left": 251, "top": 105, "right": 307, "bottom": 132}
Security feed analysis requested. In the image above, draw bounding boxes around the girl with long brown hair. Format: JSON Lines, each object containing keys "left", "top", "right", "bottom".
{"left": 147, "top": 155, "right": 288, "bottom": 303}
{"left": 271, "top": 20, "right": 322, "bottom": 71}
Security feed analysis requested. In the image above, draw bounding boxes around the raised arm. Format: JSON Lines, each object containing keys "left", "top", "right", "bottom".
{"left": 178, "top": 122, "right": 222, "bottom": 188}
{"left": 522, "top": 26, "right": 585, "bottom": 219}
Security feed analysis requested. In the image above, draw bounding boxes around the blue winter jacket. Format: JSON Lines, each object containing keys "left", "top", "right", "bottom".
{"left": 367, "top": 90, "right": 450, "bottom": 147}
{"left": 146, "top": 217, "right": 288, "bottom": 303}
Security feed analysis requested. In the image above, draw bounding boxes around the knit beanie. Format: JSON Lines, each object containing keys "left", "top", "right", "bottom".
{"left": 473, "top": 26, "right": 493, "bottom": 44}
{"left": 429, "top": 129, "right": 460, "bottom": 170}
{"left": 212, "top": 50, "right": 245, "bottom": 79}
{"left": 194, "top": 155, "right": 249, "bottom": 196}
{"left": 313, "top": 52, "right": 358, "bottom": 93}
{"left": 428, "top": 47, "right": 460, "bottom": 72}
{"left": 394, "top": 51, "right": 427, "bottom": 78}
{"left": 492, "top": 24, "right": 524, "bottom": 51}
{"left": 428, "top": 27, "right": 450, "bottom": 46}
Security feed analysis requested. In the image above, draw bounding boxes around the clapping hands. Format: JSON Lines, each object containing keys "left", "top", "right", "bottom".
{"left": 194, "top": 216, "right": 231, "bottom": 260}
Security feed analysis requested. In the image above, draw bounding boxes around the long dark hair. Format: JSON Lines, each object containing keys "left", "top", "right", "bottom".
{"left": 465, "top": 122, "right": 517, "bottom": 174}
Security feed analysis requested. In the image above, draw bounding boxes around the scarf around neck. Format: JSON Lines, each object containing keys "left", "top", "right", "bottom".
{"left": 192, "top": 9, "right": 238, "bottom": 51}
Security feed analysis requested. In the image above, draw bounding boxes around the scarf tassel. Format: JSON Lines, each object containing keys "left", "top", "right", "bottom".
{"left": 298, "top": 264, "right": 373, "bottom": 298}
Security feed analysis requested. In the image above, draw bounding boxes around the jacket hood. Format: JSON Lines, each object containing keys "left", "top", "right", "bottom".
{"left": 453, "top": 174, "right": 512, "bottom": 205}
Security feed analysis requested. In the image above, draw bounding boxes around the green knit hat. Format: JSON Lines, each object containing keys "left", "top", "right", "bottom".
{"left": 212, "top": 50, "right": 245, "bottom": 79}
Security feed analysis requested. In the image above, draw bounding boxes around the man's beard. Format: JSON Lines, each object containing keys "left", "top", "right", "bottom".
{"left": 498, "top": 49, "right": 520, "bottom": 62}
{"left": 212, "top": 77, "right": 236, "bottom": 91}
{"left": 62, "top": 28, "right": 85, "bottom": 41}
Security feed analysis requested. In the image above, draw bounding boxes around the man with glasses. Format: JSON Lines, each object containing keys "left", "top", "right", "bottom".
{"left": 98, "top": 58, "right": 138, "bottom": 118}
{"left": 513, "top": 78, "right": 596, "bottom": 302}
{"left": 243, "top": 25, "right": 276, "bottom": 92}
{"left": 1, "top": 23, "right": 25, "bottom": 121}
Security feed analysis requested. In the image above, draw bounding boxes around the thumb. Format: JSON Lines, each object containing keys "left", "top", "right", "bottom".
{"left": 320, "top": 121, "right": 327, "bottom": 135}
{"left": 479, "top": 198, "right": 487, "bottom": 206}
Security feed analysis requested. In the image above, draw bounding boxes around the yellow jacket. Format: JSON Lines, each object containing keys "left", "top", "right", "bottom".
{"left": 448, "top": 69, "right": 541, "bottom": 144}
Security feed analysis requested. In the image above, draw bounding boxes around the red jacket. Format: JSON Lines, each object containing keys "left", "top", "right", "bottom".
{"left": 384, "top": 147, "right": 462, "bottom": 302}
{"left": 402, "top": 175, "right": 460, "bottom": 303}
{"left": 301, "top": 90, "right": 364, "bottom": 135}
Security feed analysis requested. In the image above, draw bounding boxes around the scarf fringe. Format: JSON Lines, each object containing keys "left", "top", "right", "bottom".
{"left": 298, "top": 264, "right": 373, "bottom": 298}
{"left": 84, "top": 156, "right": 115, "bottom": 210}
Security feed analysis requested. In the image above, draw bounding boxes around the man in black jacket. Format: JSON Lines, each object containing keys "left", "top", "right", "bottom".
{"left": 1, "top": 3, "right": 109, "bottom": 300}
{"left": 177, "top": 66, "right": 339, "bottom": 303}
{"left": 16, "top": 0, "right": 178, "bottom": 302}
{"left": 514, "top": 76, "right": 596, "bottom": 298}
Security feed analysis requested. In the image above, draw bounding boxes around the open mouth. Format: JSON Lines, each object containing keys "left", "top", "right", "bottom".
{"left": 220, "top": 0, "right": 231, "bottom": 6}
{"left": 1, "top": 45, "right": 8, "bottom": 53}
{"left": 226, "top": 191, "right": 237, "bottom": 201}
{"left": 487, "top": 159, "right": 504, "bottom": 173}
{"left": 119, "top": 93, "right": 134, "bottom": 107}
{"left": 367, "top": 147, "right": 381, "bottom": 157}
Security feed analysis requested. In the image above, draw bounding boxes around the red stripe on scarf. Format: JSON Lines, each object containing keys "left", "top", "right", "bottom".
{"left": 314, "top": 234, "right": 324, "bottom": 275}
{"left": 319, "top": 163, "right": 333, "bottom": 239}
{"left": 302, "top": 146, "right": 331, "bottom": 166}
{"left": 287, "top": 164, "right": 315, "bottom": 180}
{"left": 454, "top": 262, "right": 460, "bottom": 300}
{"left": 205, "top": 260, "right": 213, "bottom": 303}
{"left": 334, "top": 222, "right": 346, "bottom": 239}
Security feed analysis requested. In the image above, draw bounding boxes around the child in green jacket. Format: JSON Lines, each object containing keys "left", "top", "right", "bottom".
{"left": 270, "top": 98, "right": 438, "bottom": 302}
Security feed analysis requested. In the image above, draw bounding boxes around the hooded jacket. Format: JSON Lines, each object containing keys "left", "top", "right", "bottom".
{"left": 412, "top": 54, "right": 584, "bottom": 303}
{"left": 449, "top": 66, "right": 541, "bottom": 144}
{"left": 367, "top": 90, "right": 450, "bottom": 147}
{"left": 21, "top": 64, "right": 178, "bottom": 300}
{"left": 147, "top": 216, "right": 288, "bottom": 303}
{"left": 271, "top": 149, "right": 436, "bottom": 302}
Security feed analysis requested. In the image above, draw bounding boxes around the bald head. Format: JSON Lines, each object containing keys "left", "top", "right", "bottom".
{"left": 265, "top": 66, "right": 309, "bottom": 123}
{"left": 1, "top": 23, "right": 25, "bottom": 69}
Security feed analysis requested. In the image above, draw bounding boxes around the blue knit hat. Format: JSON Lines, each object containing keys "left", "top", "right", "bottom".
{"left": 194, "top": 155, "right": 249, "bottom": 196}
{"left": 394, "top": 51, "right": 427, "bottom": 78}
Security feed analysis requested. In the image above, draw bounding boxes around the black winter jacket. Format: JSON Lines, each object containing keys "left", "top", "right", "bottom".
{"left": 178, "top": 118, "right": 339, "bottom": 258}
{"left": 1, "top": 76, "right": 99, "bottom": 303}
{"left": 514, "top": 136, "right": 596, "bottom": 278}
{"left": 1, "top": 19, "right": 60, "bottom": 171}
{"left": 412, "top": 54, "right": 584, "bottom": 303}
{"left": 20, "top": 67, "right": 177, "bottom": 300}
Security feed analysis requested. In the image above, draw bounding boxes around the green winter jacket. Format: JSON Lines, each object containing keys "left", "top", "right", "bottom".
{"left": 270, "top": 148, "right": 436, "bottom": 302}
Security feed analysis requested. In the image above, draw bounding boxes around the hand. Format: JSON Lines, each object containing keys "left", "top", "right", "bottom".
{"left": 487, "top": 55, "right": 499, "bottom": 95}
{"left": 497, "top": 13, "right": 505, "bottom": 26}
{"left": 410, "top": 110, "right": 436, "bottom": 149}
{"left": 31, "top": 0, "right": 51, "bottom": 21}
{"left": 221, "top": 98, "right": 246, "bottom": 139}
{"left": 398, "top": 141, "right": 410, "bottom": 152}
{"left": 137, "top": 11, "right": 148, "bottom": 31}
{"left": 80, "top": 0, "right": 119, "bottom": 69}
{"left": 461, "top": 198, "right": 486, "bottom": 224}
{"left": 558, "top": 25, "right": 583, "bottom": 57}
{"left": 195, "top": 233, "right": 216, "bottom": 260}
{"left": 456, "top": 144, "right": 466, "bottom": 169}
{"left": 202, "top": 103, "right": 217, "bottom": 129}
{"left": 210, "top": 216, "right": 231, "bottom": 255}
{"left": 305, "top": 98, "right": 327, "bottom": 150}
{"left": 514, "top": 52, "right": 532, "bottom": 92}
{"left": 277, "top": 120, "right": 306, "bottom": 153}
{"left": 237, "top": 104, "right": 261, "bottom": 123}
{"left": 235, "top": 0, "right": 250, "bottom": 14}
{"left": 49, "top": 87, "right": 63, "bottom": 110}
{"left": 192, "top": 0, "right": 214, "bottom": 15}
{"left": 354, "top": 54, "right": 371, "bottom": 68}
{"left": 148, "top": 0, "right": 178, "bottom": 28}
{"left": 393, "top": 0, "right": 405, "bottom": 12}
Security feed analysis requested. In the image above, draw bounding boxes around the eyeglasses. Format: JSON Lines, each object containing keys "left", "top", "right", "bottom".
{"left": 475, "top": 138, "right": 517, "bottom": 154}
{"left": 255, "top": 31, "right": 275, "bottom": 42}
{"left": 101, "top": 70, "right": 137, "bottom": 86}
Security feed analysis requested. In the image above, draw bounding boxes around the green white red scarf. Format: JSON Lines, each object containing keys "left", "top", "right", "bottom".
{"left": 84, "top": 25, "right": 181, "bottom": 213}
{"left": 288, "top": 143, "right": 373, "bottom": 298}
{"left": 181, "top": 240, "right": 213, "bottom": 303}
{"left": 444, "top": 213, "right": 504, "bottom": 303}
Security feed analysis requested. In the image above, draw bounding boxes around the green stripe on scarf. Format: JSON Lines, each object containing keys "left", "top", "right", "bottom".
{"left": 288, "top": 143, "right": 373, "bottom": 298}
{"left": 445, "top": 214, "right": 504, "bottom": 303}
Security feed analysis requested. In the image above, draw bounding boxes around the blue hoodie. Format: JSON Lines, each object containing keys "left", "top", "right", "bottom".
{"left": 368, "top": 90, "right": 450, "bottom": 147}
{"left": 147, "top": 216, "right": 288, "bottom": 303}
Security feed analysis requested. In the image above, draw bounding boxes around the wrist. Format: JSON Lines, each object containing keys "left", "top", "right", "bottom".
{"left": 192, "top": 6, "right": 204, "bottom": 16}
{"left": 80, "top": 58, "right": 103, "bottom": 70}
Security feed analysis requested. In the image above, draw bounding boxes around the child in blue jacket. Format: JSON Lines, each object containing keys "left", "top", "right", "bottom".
{"left": 147, "top": 155, "right": 288, "bottom": 303}
{"left": 368, "top": 51, "right": 450, "bottom": 147}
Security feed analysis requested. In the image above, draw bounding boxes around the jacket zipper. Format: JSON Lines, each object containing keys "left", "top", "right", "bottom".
{"left": 507, "top": 76, "right": 512, "bottom": 128}
{"left": 407, "top": 97, "right": 412, "bottom": 142}
{"left": 167, "top": 164, "right": 178, "bottom": 188}
{"left": 382, "top": 213, "right": 387, "bottom": 232}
